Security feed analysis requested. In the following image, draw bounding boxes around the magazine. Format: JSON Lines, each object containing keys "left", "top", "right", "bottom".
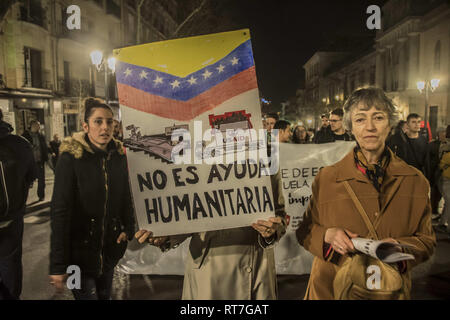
{"left": 351, "top": 237, "right": 415, "bottom": 263}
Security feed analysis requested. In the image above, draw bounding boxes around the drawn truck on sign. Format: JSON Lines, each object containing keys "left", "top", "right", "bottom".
{"left": 124, "top": 124, "right": 189, "bottom": 162}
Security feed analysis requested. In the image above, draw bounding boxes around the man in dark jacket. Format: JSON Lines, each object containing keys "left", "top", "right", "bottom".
{"left": 0, "top": 109, "right": 36, "bottom": 299}
{"left": 22, "top": 120, "right": 49, "bottom": 201}
{"left": 405, "top": 114, "right": 430, "bottom": 174}
{"left": 314, "top": 113, "right": 334, "bottom": 144}
{"left": 315, "top": 109, "right": 352, "bottom": 143}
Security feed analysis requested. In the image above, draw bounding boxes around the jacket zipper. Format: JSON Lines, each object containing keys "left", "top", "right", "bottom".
{"left": 100, "top": 156, "right": 109, "bottom": 275}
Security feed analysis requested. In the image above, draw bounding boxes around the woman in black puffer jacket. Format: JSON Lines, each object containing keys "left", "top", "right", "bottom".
{"left": 49, "top": 98, "right": 135, "bottom": 300}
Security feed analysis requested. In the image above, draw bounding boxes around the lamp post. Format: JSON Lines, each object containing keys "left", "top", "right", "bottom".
{"left": 90, "top": 50, "right": 116, "bottom": 103}
{"left": 416, "top": 78, "right": 440, "bottom": 139}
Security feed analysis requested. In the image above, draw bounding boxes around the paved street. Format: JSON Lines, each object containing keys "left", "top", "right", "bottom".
{"left": 21, "top": 206, "right": 450, "bottom": 300}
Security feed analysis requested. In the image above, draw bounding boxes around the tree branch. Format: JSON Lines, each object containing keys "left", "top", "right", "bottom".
{"left": 171, "top": 0, "right": 208, "bottom": 38}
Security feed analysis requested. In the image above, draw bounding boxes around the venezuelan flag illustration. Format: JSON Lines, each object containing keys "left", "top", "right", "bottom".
{"left": 113, "top": 29, "right": 257, "bottom": 121}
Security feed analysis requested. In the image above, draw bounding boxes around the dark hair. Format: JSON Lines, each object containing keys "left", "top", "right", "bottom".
{"left": 273, "top": 119, "right": 291, "bottom": 130}
{"left": 84, "top": 98, "right": 113, "bottom": 123}
{"left": 331, "top": 108, "right": 344, "bottom": 118}
{"left": 266, "top": 113, "right": 279, "bottom": 121}
{"left": 292, "top": 125, "right": 308, "bottom": 144}
{"left": 394, "top": 120, "right": 406, "bottom": 135}
{"left": 342, "top": 87, "right": 398, "bottom": 130}
{"left": 0, "top": 109, "right": 3, "bottom": 121}
{"left": 321, "top": 114, "right": 329, "bottom": 119}
{"left": 406, "top": 113, "right": 421, "bottom": 122}
{"left": 446, "top": 125, "right": 450, "bottom": 139}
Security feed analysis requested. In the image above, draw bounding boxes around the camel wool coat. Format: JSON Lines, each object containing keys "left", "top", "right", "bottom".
{"left": 178, "top": 172, "right": 286, "bottom": 300}
{"left": 296, "top": 149, "right": 436, "bottom": 300}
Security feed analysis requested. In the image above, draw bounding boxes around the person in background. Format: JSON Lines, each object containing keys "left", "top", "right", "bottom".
{"left": 113, "top": 120, "right": 123, "bottom": 142}
{"left": 273, "top": 120, "right": 292, "bottom": 143}
{"left": 0, "top": 109, "right": 36, "bottom": 299}
{"left": 429, "top": 128, "right": 446, "bottom": 220}
{"left": 22, "top": 120, "right": 49, "bottom": 202}
{"left": 49, "top": 98, "right": 135, "bottom": 300}
{"left": 265, "top": 113, "right": 280, "bottom": 157}
{"left": 328, "top": 108, "right": 352, "bottom": 141}
{"left": 307, "top": 128, "right": 315, "bottom": 143}
{"left": 403, "top": 113, "right": 431, "bottom": 179}
{"left": 292, "top": 125, "right": 310, "bottom": 144}
{"left": 265, "top": 113, "right": 278, "bottom": 133}
{"left": 49, "top": 134, "right": 61, "bottom": 172}
{"left": 313, "top": 113, "right": 333, "bottom": 144}
{"left": 386, "top": 120, "right": 408, "bottom": 159}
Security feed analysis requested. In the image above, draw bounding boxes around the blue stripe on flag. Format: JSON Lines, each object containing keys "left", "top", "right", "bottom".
{"left": 115, "top": 40, "right": 254, "bottom": 101}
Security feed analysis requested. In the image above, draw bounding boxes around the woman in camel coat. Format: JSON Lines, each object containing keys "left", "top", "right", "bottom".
{"left": 296, "top": 87, "right": 436, "bottom": 300}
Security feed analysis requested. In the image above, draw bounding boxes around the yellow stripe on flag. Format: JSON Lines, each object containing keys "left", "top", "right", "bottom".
{"left": 113, "top": 29, "right": 250, "bottom": 78}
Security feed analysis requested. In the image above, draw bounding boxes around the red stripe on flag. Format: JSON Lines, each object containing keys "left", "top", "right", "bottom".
{"left": 117, "top": 66, "right": 257, "bottom": 121}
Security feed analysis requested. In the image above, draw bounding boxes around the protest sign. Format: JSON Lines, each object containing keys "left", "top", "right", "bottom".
{"left": 274, "top": 141, "right": 356, "bottom": 274}
{"left": 117, "top": 141, "right": 355, "bottom": 275}
{"left": 114, "top": 29, "right": 274, "bottom": 236}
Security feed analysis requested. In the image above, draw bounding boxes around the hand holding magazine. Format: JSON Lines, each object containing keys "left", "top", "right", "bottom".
{"left": 351, "top": 237, "right": 415, "bottom": 263}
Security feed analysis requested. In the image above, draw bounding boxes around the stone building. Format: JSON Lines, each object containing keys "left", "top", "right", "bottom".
{"left": 375, "top": 0, "right": 449, "bottom": 132}
{"left": 0, "top": 0, "right": 179, "bottom": 140}
{"left": 302, "top": 0, "right": 449, "bottom": 134}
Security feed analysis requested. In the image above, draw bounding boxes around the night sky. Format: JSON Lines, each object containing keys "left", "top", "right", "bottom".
{"left": 204, "top": 0, "right": 388, "bottom": 106}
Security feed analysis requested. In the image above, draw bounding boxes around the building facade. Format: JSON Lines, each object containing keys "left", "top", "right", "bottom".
{"left": 375, "top": 0, "right": 449, "bottom": 133}
{"left": 301, "top": 0, "right": 449, "bottom": 134}
{"left": 0, "top": 0, "right": 178, "bottom": 140}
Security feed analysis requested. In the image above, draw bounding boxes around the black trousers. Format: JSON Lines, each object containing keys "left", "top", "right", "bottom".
{"left": 36, "top": 161, "right": 45, "bottom": 199}
{"left": 71, "top": 268, "right": 115, "bottom": 300}
{"left": 0, "top": 218, "right": 24, "bottom": 300}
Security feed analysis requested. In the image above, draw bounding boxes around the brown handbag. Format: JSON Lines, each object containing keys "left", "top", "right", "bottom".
{"left": 332, "top": 180, "right": 411, "bottom": 300}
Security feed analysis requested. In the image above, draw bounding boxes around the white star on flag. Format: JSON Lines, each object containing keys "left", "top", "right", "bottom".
{"left": 202, "top": 69, "right": 212, "bottom": 79}
{"left": 216, "top": 65, "right": 225, "bottom": 73}
{"left": 170, "top": 79, "right": 181, "bottom": 89}
{"left": 187, "top": 76, "right": 197, "bottom": 85}
{"left": 153, "top": 76, "right": 163, "bottom": 85}
{"left": 231, "top": 57, "right": 239, "bottom": 65}
{"left": 124, "top": 68, "right": 132, "bottom": 77}
{"left": 139, "top": 70, "right": 148, "bottom": 79}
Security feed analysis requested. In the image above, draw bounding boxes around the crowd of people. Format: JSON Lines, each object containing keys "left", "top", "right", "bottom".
{"left": 0, "top": 87, "right": 449, "bottom": 300}
{"left": 262, "top": 104, "right": 449, "bottom": 233}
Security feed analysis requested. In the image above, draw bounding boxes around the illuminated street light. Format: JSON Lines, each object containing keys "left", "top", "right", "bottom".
{"left": 89, "top": 50, "right": 116, "bottom": 104}
{"left": 430, "top": 79, "right": 440, "bottom": 91}
{"left": 416, "top": 81, "right": 425, "bottom": 92}
{"left": 90, "top": 50, "right": 103, "bottom": 70}
{"left": 107, "top": 57, "right": 117, "bottom": 73}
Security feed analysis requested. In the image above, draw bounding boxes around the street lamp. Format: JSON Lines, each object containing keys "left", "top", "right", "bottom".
{"left": 89, "top": 50, "right": 116, "bottom": 103}
{"left": 416, "top": 78, "right": 440, "bottom": 139}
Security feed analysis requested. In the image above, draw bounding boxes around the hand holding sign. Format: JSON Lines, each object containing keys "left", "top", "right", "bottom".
{"left": 135, "top": 229, "right": 169, "bottom": 247}
{"left": 252, "top": 216, "right": 282, "bottom": 239}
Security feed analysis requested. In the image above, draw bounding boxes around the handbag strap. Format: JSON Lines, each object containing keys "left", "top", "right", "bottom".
{"left": 343, "top": 180, "right": 378, "bottom": 240}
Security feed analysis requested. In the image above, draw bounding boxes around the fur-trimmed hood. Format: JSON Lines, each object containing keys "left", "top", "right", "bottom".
{"left": 59, "top": 131, "right": 124, "bottom": 159}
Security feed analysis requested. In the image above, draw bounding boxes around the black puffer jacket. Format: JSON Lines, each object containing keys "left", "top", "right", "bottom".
{"left": 50, "top": 132, "right": 135, "bottom": 276}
